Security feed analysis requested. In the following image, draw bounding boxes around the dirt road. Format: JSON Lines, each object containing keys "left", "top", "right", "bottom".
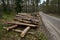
{"left": 39, "top": 12, "right": 60, "bottom": 40}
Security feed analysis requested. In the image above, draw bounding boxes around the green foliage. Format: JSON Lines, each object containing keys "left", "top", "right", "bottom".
{"left": 41, "top": 0, "right": 59, "bottom": 15}
{"left": 58, "top": 0, "right": 60, "bottom": 14}
{"left": 1, "top": 0, "right": 7, "bottom": 13}
{"left": 1, "top": 0, "right": 12, "bottom": 15}
{"left": 15, "top": 0, "right": 23, "bottom": 13}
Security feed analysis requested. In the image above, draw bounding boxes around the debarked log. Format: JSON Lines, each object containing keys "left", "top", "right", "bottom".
{"left": 7, "top": 21, "right": 37, "bottom": 27}
{"left": 14, "top": 17, "right": 39, "bottom": 25}
{"left": 14, "top": 18, "right": 31, "bottom": 23}
{"left": 3, "top": 25, "right": 18, "bottom": 31}
{"left": 12, "top": 29, "right": 35, "bottom": 34}
{"left": 20, "top": 26, "right": 30, "bottom": 37}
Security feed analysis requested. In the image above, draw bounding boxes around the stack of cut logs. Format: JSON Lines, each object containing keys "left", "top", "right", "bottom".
{"left": 3, "top": 13, "right": 39, "bottom": 37}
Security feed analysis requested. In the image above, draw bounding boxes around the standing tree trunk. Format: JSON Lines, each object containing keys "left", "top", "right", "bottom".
{"left": 0, "top": 4, "right": 3, "bottom": 18}
{"left": 7, "top": 0, "right": 10, "bottom": 14}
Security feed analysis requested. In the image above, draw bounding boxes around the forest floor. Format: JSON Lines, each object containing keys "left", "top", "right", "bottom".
{"left": 0, "top": 13, "right": 48, "bottom": 40}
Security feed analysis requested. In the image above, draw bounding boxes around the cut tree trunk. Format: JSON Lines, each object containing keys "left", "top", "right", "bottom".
{"left": 15, "top": 16, "right": 32, "bottom": 21}
{"left": 20, "top": 26, "right": 30, "bottom": 37}
{"left": 12, "top": 29, "right": 35, "bottom": 34}
{"left": 14, "top": 17, "right": 39, "bottom": 24}
{"left": 17, "top": 13, "right": 32, "bottom": 17}
{"left": 3, "top": 25, "right": 18, "bottom": 31}
{"left": 14, "top": 18, "right": 31, "bottom": 23}
{"left": 7, "top": 21, "right": 36, "bottom": 27}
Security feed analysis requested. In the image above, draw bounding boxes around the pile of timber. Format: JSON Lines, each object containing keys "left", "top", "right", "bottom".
{"left": 3, "top": 13, "right": 39, "bottom": 37}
